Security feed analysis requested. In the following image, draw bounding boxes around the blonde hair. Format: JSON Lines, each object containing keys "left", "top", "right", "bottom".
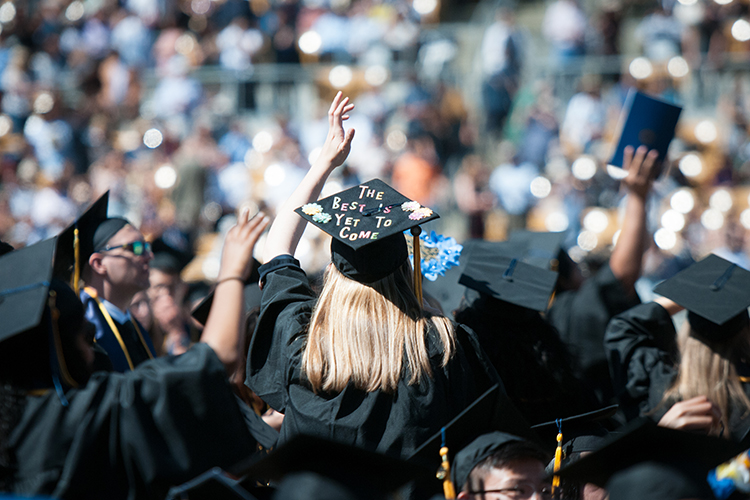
{"left": 661, "top": 320, "right": 750, "bottom": 433}
{"left": 302, "top": 261, "right": 456, "bottom": 393}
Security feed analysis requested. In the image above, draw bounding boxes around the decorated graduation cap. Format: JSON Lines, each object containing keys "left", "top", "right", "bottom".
{"left": 557, "top": 418, "right": 744, "bottom": 491}
{"left": 295, "top": 178, "right": 438, "bottom": 299}
{"left": 531, "top": 405, "right": 619, "bottom": 495}
{"left": 54, "top": 191, "right": 110, "bottom": 296}
{"left": 410, "top": 384, "right": 536, "bottom": 498}
{"left": 653, "top": 254, "right": 750, "bottom": 340}
{"left": 0, "top": 237, "right": 87, "bottom": 401}
{"left": 459, "top": 241, "right": 559, "bottom": 312}
{"left": 191, "top": 259, "right": 262, "bottom": 326}
{"left": 166, "top": 468, "right": 258, "bottom": 500}
{"left": 235, "top": 434, "right": 430, "bottom": 500}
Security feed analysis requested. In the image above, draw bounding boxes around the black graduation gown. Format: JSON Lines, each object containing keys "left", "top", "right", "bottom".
{"left": 245, "top": 261, "right": 501, "bottom": 459}
{"left": 604, "top": 301, "right": 750, "bottom": 441}
{"left": 547, "top": 263, "right": 641, "bottom": 400}
{"left": 9, "top": 343, "right": 257, "bottom": 500}
{"left": 454, "top": 292, "right": 600, "bottom": 425}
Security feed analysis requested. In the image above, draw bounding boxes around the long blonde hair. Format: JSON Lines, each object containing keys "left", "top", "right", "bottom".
{"left": 302, "top": 261, "right": 456, "bottom": 393}
{"left": 661, "top": 320, "right": 750, "bottom": 432}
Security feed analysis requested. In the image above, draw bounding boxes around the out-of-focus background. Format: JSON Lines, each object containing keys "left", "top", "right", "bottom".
{"left": 2, "top": 0, "right": 750, "bottom": 289}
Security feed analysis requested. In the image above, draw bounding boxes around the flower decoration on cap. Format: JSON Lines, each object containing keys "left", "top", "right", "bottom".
{"left": 406, "top": 230, "right": 462, "bottom": 282}
{"left": 302, "top": 203, "right": 324, "bottom": 216}
{"left": 312, "top": 212, "right": 332, "bottom": 224}
{"left": 402, "top": 201, "right": 421, "bottom": 212}
{"left": 409, "top": 207, "right": 434, "bottom": 221}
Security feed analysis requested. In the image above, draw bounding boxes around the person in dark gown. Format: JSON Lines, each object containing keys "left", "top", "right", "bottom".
{"left": 605, "top": 254, "right": 750, "bottom": 442}
{"left": 0, "top": 209, "right": 272, "bottom": 499}
{"left": 547, "top": 146, "right": 659, "bottom": 403}
{"left": 245, "top": 92, "right": 501, "bottom": 460}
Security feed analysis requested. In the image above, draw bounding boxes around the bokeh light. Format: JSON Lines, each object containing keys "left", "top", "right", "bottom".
{"left": 154, "top": 164, "right": 177, "bottom": 189}
{"left": 413, "top": 0, "right": 438, "bottom": 15}
{"left": 253, "top": 131, "right": 274, "bottom": 153}
{"left": 386, "top": 129, "right": 408, "bottom": 152}
{"left": 709, "top": 189, "right": 733, "bottom": 212}
{"left": 582, "top": 209, "right": 609, "bottom": 233}
{"left": 0, "top": 114, "right": 10, "bottom": 136}
{"left": 33, "top": 93, "right": 54, "bottom": 114}
{"left": 298, "top": 31, "right": 322, "bottom": 54}
{"left": 670, "top": 189, "right": 695, "bottom": 213}
{"left": 667, "top": 56, "right": 689, "bottom": 78}
{"left": 530, "top": 176, "right": 552, "bottom": 199}
{"left": 329, "top": 65, "right": 353, "bottom": 88}
{"left": 694, "top": 120, "right": 717, "bottom": 144}
{"left": 143, "top": 128, "right": 164, "bottom": 149}
{"left": 545, "top": 212, "right": 569, "bottom": 232}
{"left": 264, "top": 163, "right": 286, "bottom": 187}
{"left": 661, "top": 209, "right": 685, "bottom": 232}
{"left": 679, "top": 153, "right": 702, "bottom": 177}
{"left": 364, "top": 65, "right": 389, "bottom": 87}
{"left": 701, "top": 208, "right": 725, "bottom": 230}
{"left": 629, "top": 57, "right": 653, "bottom": 80}
{"left": 740, "top": 209, "right": 750, "bottom": 229}
{"left": 0, "top": 2, "right": 16, "bottom": 23}
{"left": 571, "top": 156, "right": 596, "bottom": 181}
{"left": 577, "top": 231, "right": 598, "bottom": 251}
{"left": 732, "top": 19, "right": 750, "bottom": 42}
{"left": 654, "top": 228, "right": 677, "bottom": 250}
{"left": 65, "top": 1, "right": 85, "bottom": 22}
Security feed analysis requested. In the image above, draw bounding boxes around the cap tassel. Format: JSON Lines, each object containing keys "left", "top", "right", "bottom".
{"left": 72, "top": 226, "right": 80, "bottom": 296}
{"left": 411, "top": 226, "right": 423, "bottom": 304}
{"left": 436, "top": 427, "right": 456, "bottom": 499}
{"left": 552, "top": 419, "right": 563, "bottom": 495}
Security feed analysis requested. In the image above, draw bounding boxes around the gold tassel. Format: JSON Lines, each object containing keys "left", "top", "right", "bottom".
{"left": 438, "top": 446, "right": 456, "bottom": 499}
{"left": 411, "top": 226, "right": 423, "bottom": 304}
{"left": 72, "top": 226, "right": 80, "bottom": 296}
{"left": 552, "top": 421, "right": 563, "bottom": 495}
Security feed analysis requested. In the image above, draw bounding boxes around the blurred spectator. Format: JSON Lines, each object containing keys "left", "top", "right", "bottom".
{"left": 635, "top": 6, "right": 685, "bottom": 62}
{"left": 560, "top": 75, "right": 605, "bottom": 157}
{"left": 391, "top": 133, "right": 444, "bottom": 207}
{"left": 480, "top": 8, "right": 523, "bottom": 139}
{"left": 542, "top": 0, "right": 587, "bottom": 66}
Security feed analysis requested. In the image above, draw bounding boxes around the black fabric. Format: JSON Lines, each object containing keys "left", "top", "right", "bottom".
{"left": 547, "top": 263, "right": 641, "bottom": 400}
{"left": 604, "top": 301, "right": 750, "bottom": 441}
{"left": 167, "top": 467, "right": 258, "bottom": 500}
{"left": 606, "top": 461, "right": 714, "bottom": 500}
{"left": 8, "top": 343, "right": 257, "bottom": 500}
{"left": 330, "top": 234, "right": 409, "bottom": 284}
{"left": 234, "top": 394, "right": 279, "bottom": 451}
{"left": 191, "top": 258, "right": 263, "bottom": 325}
{"left": 245, "top": 258, "right": 501, "bottom": 460}
{"left": 688, "top": 310, "right": 750, "bottom": 342}
{"left": 450, "top": 432, "right": 524, "bottom": 492}
{"left": 454, "top": 291, "right": 599, "bottom": 425}
{"left": 271, "top": 472, "right": 368, "bottom": 500}
{"left": 92, "top": 217, "right": 130, "bottom": 251}
{"left": 0, "top": 240, "right": 13, "bottom": 256}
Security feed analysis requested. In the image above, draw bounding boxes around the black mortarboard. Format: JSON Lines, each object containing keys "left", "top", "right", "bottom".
{"left": 0, "top": 239, "right": 13, "bottom": 256}
{"left": 151, "top": 232, "right": 194, "bottom": 273}
{"left": 166, "top": 467, "right": 258, "bottom": 500}
{"left": 459, "top": 241, "right": 559, "bottom": 312}
{"left": 609, "top": 90, "right": 682, "bottom": 171}
{"left": 653, "top": 254, "right": 750, "bottom": 340}
{"left": 410, "top": 384, "right": 536, "bottom": 496}
{"left": 450, "top": 432, "right": 528, "bottom": 492}
{"left": 507, "top": 230, "right": 567, "bottom": 270}
{"left": 294, "top": 178, "right": 439, "bottom": 284}
{"left": 557, "top": 418, "right": 744, "bottom": 489}
{"left": 235, "top": 434, "right": 430, "bottom": 500}
{"left": 93, "top": 217, "right": 131, "bottom": 251}
{"left": 54, "top": 192, "right": 110, "bottom": 292}
{"left": 190, "top": 259, "right": 262, "bottom": 326}
{"left": 0, "top": 237, "right": 58, "bottom": 344}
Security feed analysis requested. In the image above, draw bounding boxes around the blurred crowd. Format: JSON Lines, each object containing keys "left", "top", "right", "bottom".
{"left": 4, "top": 0, "right": 750, "bottom": 343}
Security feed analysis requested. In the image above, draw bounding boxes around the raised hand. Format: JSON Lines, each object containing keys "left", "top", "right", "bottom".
{"left": 622, "top": 145, "right": 660, "bottom": 199}
{"left": 315, "top": 91, "right": 356, "bottom": 171}
{"left": 218, "top": 209, "right": 270, "bottom": 283}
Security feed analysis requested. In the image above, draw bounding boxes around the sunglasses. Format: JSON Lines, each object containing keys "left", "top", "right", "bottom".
{"left": 100, "top": 240, "right": 152, "bottom": 256}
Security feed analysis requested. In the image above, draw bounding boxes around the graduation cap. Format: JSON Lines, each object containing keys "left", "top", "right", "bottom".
{"left": 151, "top": 231, "right": 194, "bottom": 274}
{"left": 294, "top": 179, "right": 439, "bottom": 299}
{"left": 0, "top": 237, "right": 58, "bottom": 344}
{"left": 410, "top": 384, "right": 536, "bottom": 498}
{"left": 166, "top": 468, "right": 258, "bottom": 500}
{"left": 557, "top": 418, "right": 744, "bottom": 491}
{"left": 608, "top": 90, "right": 682, "bottom": 172}
{"left": 0, "top": 237, "right": 86, "bottom": 399}
{"left": 653, "top": 254, "right": 750, "bottom": 340}
{"left": 459, "top": 241, "right": 559, "bottom": 312}
{"left": 190, "top": 259, "right": 262, "bottom": 326}
{"left": 234, "top": 434, "right": 431, "bottom": 500}
{"left": 531, "top": 405, "right": 619, "bottom": 494}
{"left": 507, "top": 230, "right": 567, "bottom": 271}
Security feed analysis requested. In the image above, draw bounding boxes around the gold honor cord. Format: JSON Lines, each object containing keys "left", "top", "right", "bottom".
{"left": 411, "top": 226, "right": 423, "bottom": 304}
{"left": 72, "top": 226, "right": 80, "bottom": 296}
{"left": 84, "top": 287, "right": 154, "bottom": 372}
{"left": 48, "top": 292, "right": 79, "bottom": 388}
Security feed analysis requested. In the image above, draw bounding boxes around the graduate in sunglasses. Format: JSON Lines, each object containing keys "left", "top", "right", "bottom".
{"left": 80, "top": 216, "right": 158, "bottom": 372}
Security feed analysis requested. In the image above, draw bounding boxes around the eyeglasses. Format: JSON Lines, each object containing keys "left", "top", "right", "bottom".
{"left": 99, "top": 240, "right": 152, "bottom": 257}
{"left": 469, "top": 484, "right": 553, "bottom": 500}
